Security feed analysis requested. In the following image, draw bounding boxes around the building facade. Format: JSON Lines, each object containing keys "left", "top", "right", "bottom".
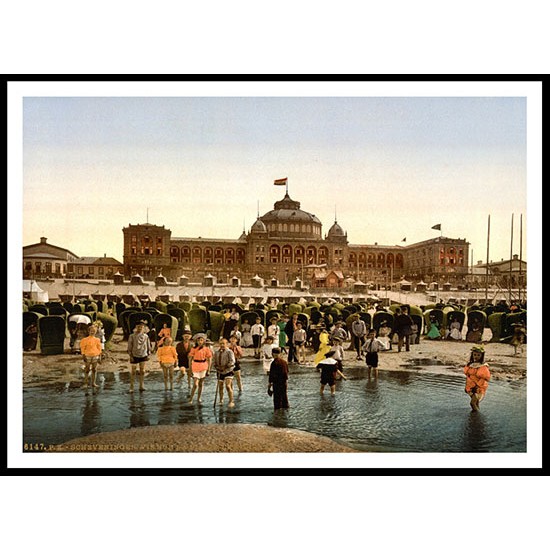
{"left": 23, "top": 237, "right": 80, "bottom": 279}
{"left": 67, "top": 255, "right": 123, "bottom": 280}
{"left": 122, "top": 192, "right": 472, "bottom": 288}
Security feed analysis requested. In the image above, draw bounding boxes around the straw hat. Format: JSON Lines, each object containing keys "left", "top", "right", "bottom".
{"left": 471, "top": 345, "right": 485, "bottom": 353}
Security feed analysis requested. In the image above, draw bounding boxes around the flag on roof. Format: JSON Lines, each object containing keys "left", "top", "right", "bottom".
{"left": 431, "top": 224, "right": 441, "bottom": 231}
{"left": 402, "top": 237, "right": 406, "bottom": 242}
{"left": 274, "top": 178, "right": 287, "bottom": 186}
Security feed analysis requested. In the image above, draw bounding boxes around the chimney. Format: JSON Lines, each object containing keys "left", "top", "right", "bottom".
{"left": 513, "top": 254, "right": 518, "bottom": 260}
{"left": 40, "top": 237, "right": 47, "bottom": 244}
{"left": 104, "top": 253, "right": 106, "bottom": 258}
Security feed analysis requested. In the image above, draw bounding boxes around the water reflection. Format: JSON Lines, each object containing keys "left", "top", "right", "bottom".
{"left": 158, "top": 393, "right": 176, "bottom": 425}
{"left": 81, "top": 393, "right": 101, "bottom": 437}
{"left": 461, "top": 410, "right": 488, "bottom": 452}
{"left": 129, "top": 394, "right": 150, "bottom": 428}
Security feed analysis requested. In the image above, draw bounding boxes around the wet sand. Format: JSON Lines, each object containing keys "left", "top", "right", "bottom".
{"left": 22, "top": 330, "right": 526, "bottom": 452}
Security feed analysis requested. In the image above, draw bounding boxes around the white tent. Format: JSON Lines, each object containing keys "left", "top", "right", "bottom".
{"left": 23, "top": 280, "right": 49, "bottom": 302}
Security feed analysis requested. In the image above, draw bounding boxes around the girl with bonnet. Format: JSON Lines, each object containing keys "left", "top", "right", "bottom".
{"left": 463, "top": 345, "right": 491, "bottom": 411}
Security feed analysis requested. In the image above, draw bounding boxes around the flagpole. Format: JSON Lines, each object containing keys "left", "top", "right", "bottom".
{"left": 519, "top": 213, "right": 523, "bottom": 303}
{"left": 508, "top": 213, "right": 514, "bottom": 304}
{"left": 485, "top": 214, "right": 490, "bottom": 305}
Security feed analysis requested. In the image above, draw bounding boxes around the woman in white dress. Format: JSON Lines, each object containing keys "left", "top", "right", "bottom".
{"left": 240, "top": 320, "right": 253, "bottom": 348}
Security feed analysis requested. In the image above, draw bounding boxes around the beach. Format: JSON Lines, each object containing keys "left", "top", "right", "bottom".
{"left": 22, "top": 328, "right": 526, "bottom": 452}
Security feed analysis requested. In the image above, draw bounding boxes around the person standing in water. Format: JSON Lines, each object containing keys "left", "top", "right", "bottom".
{"left": 176, "top": 329, "right": 194, "bottom": 390}
{"left": 157, "top": 336, "right": 178, "bottom": 391}
{"left": 362, "top": 329, "right": 384, "bottom": 380}
{"left": 127, "top": 322, "right": 152, "bottom": 393}
{"left": 267, "top": 347, "right": 289, "bottom": 411}
{"left": 463, "top": 345, "right": 491, "bottom": 411}
{"left": 316, "top": 350, "right": 347, "bottom": 396}
{"left": 188, "top": 335, "right": 213, "bottom": 404}
{"left": 228, "top": 334, "right": 244, "bottom": 391}
{"left": 80, "top": 324, "right": 102, "bottom": 389}
{"left": 212, "top": 338, "right": 236, "bottom": 408}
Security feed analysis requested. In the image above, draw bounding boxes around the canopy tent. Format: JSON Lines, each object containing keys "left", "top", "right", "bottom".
{"left": 23, "top": 280, "right": 49, "bottom": 303}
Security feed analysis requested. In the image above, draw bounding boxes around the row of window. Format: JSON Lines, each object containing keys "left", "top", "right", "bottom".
{"left": 348, "top": 252, "right": 404, "bottom": 269}
{"left": 266, "top": 222, "right": 320, "bottom": 234}
{"left": 131, "top": 247, "right": 163, "bottom": 255}
{"left": 23, "top": 262, "right": 115, "bottom": 275}
{"left": 24, "top": 262, "right": 62, "bottom": 273}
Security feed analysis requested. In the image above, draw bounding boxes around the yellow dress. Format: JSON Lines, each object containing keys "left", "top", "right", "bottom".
{"left": 314, "top": 331, "right": 331, "bottom": 365}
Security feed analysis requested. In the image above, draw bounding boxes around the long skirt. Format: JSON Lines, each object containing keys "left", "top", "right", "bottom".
{"left": 273, "top": 382, "right": 289, "bottom": 410}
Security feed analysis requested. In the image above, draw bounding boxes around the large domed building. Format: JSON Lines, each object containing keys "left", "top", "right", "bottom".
{"left": 122, "top": 190, "right": 470, "bottom": 288}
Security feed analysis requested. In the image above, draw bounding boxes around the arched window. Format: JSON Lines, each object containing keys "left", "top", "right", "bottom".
{"left": 387, "top": 253, "right": 394, "bottom": 266}
{"left": 377, "top": 253, "right": 385, "bottom": 268}
{"left": 192, "top": 247, "right": 202, "bottom": 263}
{"left": 236, "top": 248, "right": 246, "bottom": 264}
{"left": 395, "top": 254, "right": 404, "bottom": 268}
{"left": 306, "top": 246, "right": 317, "bottom": 264}
{"left": 170, "top": 246, "right": 180, "bottom": 260}
{"left": 367, "top": 253, "right": 375, "bottom": 267}
{"left": 318, "top": 246, "right": 328, "bottom": 262}
{"left": 348, "top": 252, "right": 357, "bottom": 268}
{"left": 282, "top": 245, "right": 293, "bottom": 264}
{"left": 294, "top": 245, "right": 305, "bottom": 264}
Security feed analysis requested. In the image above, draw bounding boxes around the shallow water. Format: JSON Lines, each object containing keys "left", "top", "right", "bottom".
{"left": 23, "top": 360, "right": 526, "bottom": 452}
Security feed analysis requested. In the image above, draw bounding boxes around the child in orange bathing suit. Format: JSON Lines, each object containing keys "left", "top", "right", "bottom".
{"left": 463, "top": 345, "right": 491, "bottom": 411}
{"left": 157, "top": 336, "right": 178, "bottom": 390}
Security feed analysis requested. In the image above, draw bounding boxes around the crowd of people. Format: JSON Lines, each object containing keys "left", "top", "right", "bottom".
{"left": 73, "top": 303, "right": 502, "bottom": 413}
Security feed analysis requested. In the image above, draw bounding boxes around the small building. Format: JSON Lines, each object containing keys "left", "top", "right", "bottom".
{"left": 67, "top": 254, "right": 123, "bottom": 280}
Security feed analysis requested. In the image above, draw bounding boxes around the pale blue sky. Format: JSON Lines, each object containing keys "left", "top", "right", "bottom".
{"left": 23, "top": 95, "right": 527, "bottom": 263}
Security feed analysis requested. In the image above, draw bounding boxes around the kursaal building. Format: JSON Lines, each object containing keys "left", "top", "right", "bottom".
{"left": 122, "top": 191, "right": 470, "bottom": 289}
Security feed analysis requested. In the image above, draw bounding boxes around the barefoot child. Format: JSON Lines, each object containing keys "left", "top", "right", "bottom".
{"left": 228, "top": 334, "right": 244, "bottom": 391}
{"left": 127, "top": 322, "right": 152, "bottom": 393}
{"left": 188, "top": 335, "right": 213, "bottom": 404}
{"left": 212, "top": 338, "right": 236, "bottom": 408}
{"left": 80, "top": 324, "right": 102, "bottom": 389}
{"left": 362, "top": 329, "right": 385, "bottom": 380}
{"left": 292, "top": 321, "right": 307, "bottom": 364}
{"left": 316, "top": 350, "right": 347, "bottom": 395}
{"left": 176, "top": 330, "right": 194, "bottom": 389}
{"left": 464, "top": 345, "right": 491, "bottom": 411}
{"left": 251, "top": 317, "right": 265, "bottom": 359}
{"left": 157, "top": 336, "right": 178, "bottom": 390}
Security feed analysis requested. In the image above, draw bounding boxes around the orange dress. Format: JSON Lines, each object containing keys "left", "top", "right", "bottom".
{"left": 463, "top": 363, "right": 491, "bottom": 395}
{"left": 158, "top": 327, "right": 172, "bottom": 345}
{"left": 189, "top": 346, "right": 213, "bottom": 373}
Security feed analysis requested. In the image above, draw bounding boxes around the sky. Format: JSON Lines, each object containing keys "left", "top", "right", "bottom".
{"left": 17, "top": 82, "right": 535, "bottom": 266}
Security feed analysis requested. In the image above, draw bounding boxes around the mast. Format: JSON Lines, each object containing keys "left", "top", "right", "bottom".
{"left": 485, "top": 215, "right": 490, "bottom": 304}
{"left": 519, "top": 213, "right": 523, "bottom": 303}
{"left": 508, "top": 213, "right": 514, "bottom": 303}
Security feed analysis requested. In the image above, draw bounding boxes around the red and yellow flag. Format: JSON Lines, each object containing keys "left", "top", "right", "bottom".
{"left": 274, "top": 178, "right": 288, "bottom": 186}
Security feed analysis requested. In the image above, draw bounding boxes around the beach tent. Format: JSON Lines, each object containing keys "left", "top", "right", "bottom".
{"left": 399, "top": 279, "right": 412, "bottom": 291}
{"left": 22, "top": 280, "right": 49, "bottom": 303}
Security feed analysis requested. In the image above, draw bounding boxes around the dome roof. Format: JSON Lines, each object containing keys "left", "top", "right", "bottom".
{"left": 327, "top": 221, "right": 345, "bottom": 238}
{"left": 260, "top": 193, "right": 321, "bottom": 224}
{"left": 250, "top": 218, "right": 267, "bottom": 233}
